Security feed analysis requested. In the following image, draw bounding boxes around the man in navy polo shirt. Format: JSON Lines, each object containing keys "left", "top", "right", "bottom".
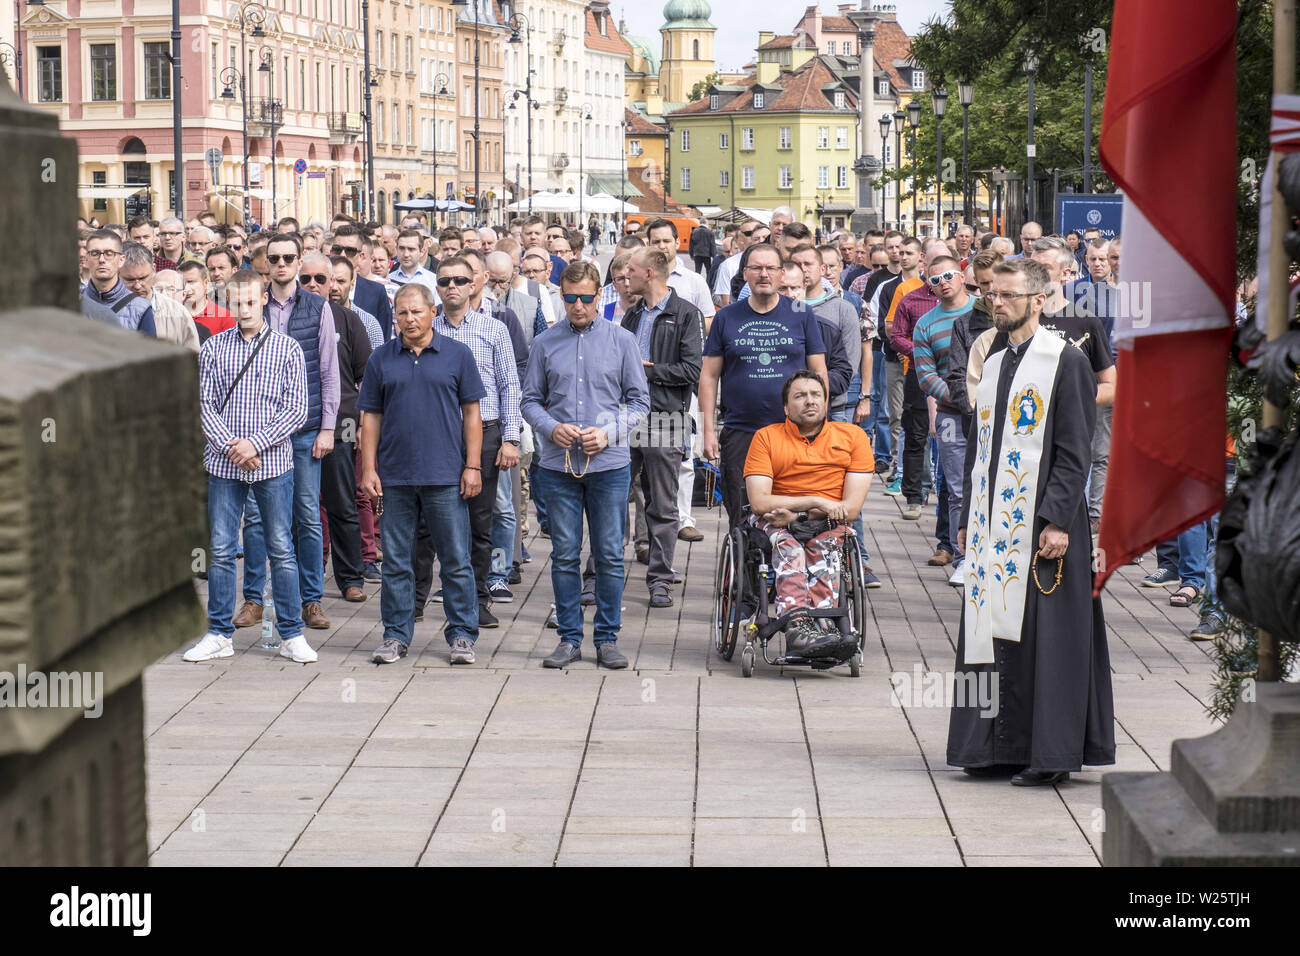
{"left": 358, "top": 282, "right": 487, "bottom": 665}
{"left": 699, "top": 242, "right": 828, "bottom": 528}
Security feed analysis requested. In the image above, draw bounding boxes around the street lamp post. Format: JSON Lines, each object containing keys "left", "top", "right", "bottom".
{"left": 878, "top": 113, "right": 891, "bottom": 230}
{"left": 0, "top": 41, "right": 22, "bottom": 99}
{"left": 1024, "top": 48, "right": 1039, "bottom": 223}
{"left": 433, "top": 73, "right": 449, "bottom": 224}
{"left": 906, "top": 100, "right": 920, "bottom": 233}
{"left": 257, "top": 47, "right": 281, "bottom": 227}
{"left": 451, "top": 0, "right": 481, "bottom": 223}
{"left": 893, "top": 108, "right": 903, "bottom": 229}
{"left": 219, "top": 67, "right": 250, "bottom": 230}
{"left": 235, "top": 3, "right": 266, "bottom": 227}
{"left": 958, "top": 79, "right": 973, "bottom": 227}
{"left": 1083, "top": 52, "right": 1093, "bottom": 193}
{"left": 361, "top": 0, "right": 375, "bottom": 219}
{"left": 507, "top": 13, "right": 534, "bottom": 214}
{"left": 577, "top": 103, "right": 592, "bottom": 225}
{"left": 932, "top": 86, "right": 947, "bottom": 238}
{"left": 169, "top": 0, "right": 183, "bottom": 216}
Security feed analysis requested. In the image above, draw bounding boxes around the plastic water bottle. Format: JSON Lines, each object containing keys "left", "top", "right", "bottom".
{"left": 260, "top": 584, "right": 281, "bottom": 649}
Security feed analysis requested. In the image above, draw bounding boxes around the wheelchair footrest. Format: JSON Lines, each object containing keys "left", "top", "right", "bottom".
{"left": 757, "top": 607, "right": 849, "bottom": 642}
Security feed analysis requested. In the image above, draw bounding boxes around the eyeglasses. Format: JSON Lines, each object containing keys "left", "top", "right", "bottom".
{"left": 436, "top": 275, "right": 472, "bottom": 287}
{"left": 612, "top": 275, "right": 633, "bottom": 284}
{"left": 562, "top": 293, "right": 597, "bottom": 304}
{"left": 984, "top": 290, "right": 1039, "bottom": 301}
{"left": 740, "top": 229, "right": 756, "bottom": 237}
{"left": 86, "top": 249, "right": 119, "bottom": 259}
{"left": 965, "top": 283, "right": 981, "bottom": 294}
{"left": 331, "top": 245, "right": 360, "bottom": 256}
{"left": 746, "top": 265, "right": 782, "bottom": 274}
{"left": 266, "top": 254, "right": 298, "bottom": 265}
{"left": 299, "top": 273, "right": 329, "bottom": 285}
{"left": 159, "top": 231, "right": 183, "bottom": 238}
{"left": 926, "top": 270, "right": 960, "bottom": 286}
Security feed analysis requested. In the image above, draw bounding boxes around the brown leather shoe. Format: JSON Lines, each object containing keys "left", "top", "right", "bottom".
{"left": 302, "top": 602, "right": 331, "bottom": 629}
{"left": 927, "top": 548, "right": 954, "bottom": 567}
{"left": 342, "top": 586, "right": 367, "bottom": 603}
{"left": 232, "top": 601, "right": 263, "bottom": 628}
{"left": 677, "top": 526, "right": 704, "bottom": 542}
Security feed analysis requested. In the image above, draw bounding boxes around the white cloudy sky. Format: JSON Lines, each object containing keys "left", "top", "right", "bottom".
{"left": 616, "top": 0, "right": 953, "bottom": 73}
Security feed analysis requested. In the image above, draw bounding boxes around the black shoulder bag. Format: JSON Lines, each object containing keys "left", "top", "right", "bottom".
{"left": 217, "top": 329, "right": 271, "bottom": 414}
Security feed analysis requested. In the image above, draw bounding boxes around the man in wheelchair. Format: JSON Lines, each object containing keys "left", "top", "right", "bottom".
{"left": 743, "top": 369, "right": 873, "bottom": 658}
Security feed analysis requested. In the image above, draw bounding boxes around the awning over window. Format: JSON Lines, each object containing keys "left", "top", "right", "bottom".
{"left": 817, "top": 202, "right": 857, "bottom": 214}
{"left": 586, "top": 173, "right": 643, "bottom": 198}
{"left": 77, "top": 185, "right": 147, "bottom": 200}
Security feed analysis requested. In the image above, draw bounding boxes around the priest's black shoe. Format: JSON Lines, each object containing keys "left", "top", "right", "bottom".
{"left": 962, "top": 764, "right": 1024, "bottom": 778}
{"left": 1010, "top": 769, "right": 1070, "bottom": 787}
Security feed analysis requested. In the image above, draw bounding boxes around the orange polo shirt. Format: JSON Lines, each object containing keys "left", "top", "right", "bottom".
{"left": 744, "top": 418, "right": 873, "bottom": 502}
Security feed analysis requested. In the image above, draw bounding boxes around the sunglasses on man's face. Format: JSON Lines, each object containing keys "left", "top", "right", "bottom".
{"left": 331, "top": 245, "right": 360, "bottom": 256}
{"left": 562, "top": 293, "right": 597, "bottom": 304}
{"left": 299, "top": 273, "right": 329, "bottom": 286}
{"left": 267, "top": 253, "right": 298, "bottom": 265}
{"left": 227, "top": 243, "right": 243, "bottom": 251}
{"left": 926, "top": 270, "right": 960, "bottom": 286}
{"left": 965, "top": 283, "right": 981, "bottom": 294}
{"left": 436, "top": 275, "right": 472, "bottom": 287}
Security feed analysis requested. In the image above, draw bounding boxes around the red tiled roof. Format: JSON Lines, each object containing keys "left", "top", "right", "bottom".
{"left": 758, "top": 31, "right": 812, "bottom": 51}
{"left": 872, "top": 19, "right": 913, "bottom": 91}
{"left": 821, "top": 16, "right": 855, "bottom": 32}
{"left": 667, "top": 58, "right": 853, "bottom": 117}
{"left": 624, "top": 108, "right": 666, "bottom": 136}
{"left": 584, "top": 7, "right": 633, "bottom": 56}
{"left": 627, "top": 166, "right": 690, "bottom": 215}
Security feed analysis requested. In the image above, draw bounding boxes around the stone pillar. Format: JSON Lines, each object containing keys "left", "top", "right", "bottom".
{"left": 848, "top": 5, "right": 881, "bottom": 233}
{"left": 1103, "top": 683, "right": 1300, "bottom": 865}
{"left": 0, "top": 77, "right": 206, "bottom": 865}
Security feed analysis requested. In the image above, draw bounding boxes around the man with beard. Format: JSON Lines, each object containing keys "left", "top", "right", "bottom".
{"left": 947, "top": 258, "right": 1114, "bottom": 786}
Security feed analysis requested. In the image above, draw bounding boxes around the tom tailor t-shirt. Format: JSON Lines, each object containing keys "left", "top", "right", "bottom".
{"left": 703, "top": 296, "right": 826, "bottom": 434}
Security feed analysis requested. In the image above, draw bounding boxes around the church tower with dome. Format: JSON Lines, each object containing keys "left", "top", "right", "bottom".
{"left": 658, "top": 0, "right": 717, "bottom": 106}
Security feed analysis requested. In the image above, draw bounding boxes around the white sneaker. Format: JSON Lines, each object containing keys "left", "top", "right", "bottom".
{"left": 183, "top": 632, "right": 234, "bottom": 662}
{"left": 279, "top": 635, "right": 319, "bottom": 663}
{"left": 948, "top": 560, "right": 966, "bottom": 588}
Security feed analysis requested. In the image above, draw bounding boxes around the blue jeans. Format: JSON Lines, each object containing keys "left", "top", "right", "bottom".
{"left": 489, "top": 464, "right": 516, "bottom": 587}
{"left": 243, "top": 430, "right": 324, "bottom": 606}
{"left": 529, "top": 449, "right": 550, "bottom": 533}
{"left": 207, "top": 471, "right": 303, "bottom": 639}
{"left": 1176, "top": 522, "right": 1209, "bottom": 591}
{"left": 381, "top": 484, "right": 478, "bottom": 648}
{"left": 935, "top": 411, "right": 967, "bottom": 560}
{"left": 934, "top": 464, "right": 954, "bottom": 555}
{"left": 536, "top": 465, "right": 630, "bottom": 647}
{"left": 1205, "top": 460, "right": 1236, "bottom": 606}
{"left": 869, "top": 349, "right": 891, "bottom": 466}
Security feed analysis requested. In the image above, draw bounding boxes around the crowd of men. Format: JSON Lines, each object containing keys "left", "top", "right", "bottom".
{"left": 76, "top": 199, "right": 1227, "bottom": 678}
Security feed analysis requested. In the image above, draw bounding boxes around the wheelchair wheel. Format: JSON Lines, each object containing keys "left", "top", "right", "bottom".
{"left": 849, "top": 652, "right": 862, "bottom": 678}
{"left": 841, "top": 537, "right": 869, "bottom": 652}
{"left": 713, "top": 528, "right": 747, "bottom": 661}
{"left": 741, "top": 644, "right": 755, "bottom": 678}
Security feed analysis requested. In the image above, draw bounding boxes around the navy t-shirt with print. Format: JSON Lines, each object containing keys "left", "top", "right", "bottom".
{"left": 704, "top": 296, "right": 826, "bottom": 434}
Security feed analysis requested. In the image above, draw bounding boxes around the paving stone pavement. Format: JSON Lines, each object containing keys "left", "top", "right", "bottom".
{"left": 146, "top": 486, "right": 1220, "bottom": 866}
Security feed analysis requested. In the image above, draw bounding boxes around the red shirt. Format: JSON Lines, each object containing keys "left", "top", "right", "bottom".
{"left": 193, "top": 301, "right": 235, "bottom": 335}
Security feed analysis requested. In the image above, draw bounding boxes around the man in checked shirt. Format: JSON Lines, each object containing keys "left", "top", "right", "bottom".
{"left": 185, "top": 271, "right": 320, "bottom": 664}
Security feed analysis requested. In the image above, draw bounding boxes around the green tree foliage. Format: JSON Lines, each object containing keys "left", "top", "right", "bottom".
{"left": 687, "top": 71, "right": 719, "bottom": 102}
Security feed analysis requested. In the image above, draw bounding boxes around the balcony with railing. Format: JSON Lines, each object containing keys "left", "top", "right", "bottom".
{"left": 553, "top": 87, "right": 568, "bottom": 109}
{"left": 247, "top": 97, "right": 283, "bottom": 137}
{"left": 327, "top": 112, "right": 364, "bottom": 145}
{"left": 551, "top": 152, "right": 570, "bottom": 169}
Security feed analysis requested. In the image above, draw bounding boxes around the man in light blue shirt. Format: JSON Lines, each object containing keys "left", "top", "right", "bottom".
{"left": 389, "top": 229, "right": 441, "bottom": 300}
{"left": 522, "top": 260, "right": 650, "bottom": 669}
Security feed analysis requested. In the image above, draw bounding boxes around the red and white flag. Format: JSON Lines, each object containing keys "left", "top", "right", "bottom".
{"left": 1094, "top": 0, "right": 1237, "bottom": 593}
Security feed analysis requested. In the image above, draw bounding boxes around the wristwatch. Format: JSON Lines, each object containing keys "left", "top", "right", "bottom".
{"left": 796, "top": 511, "right": 809, "bottom": 521}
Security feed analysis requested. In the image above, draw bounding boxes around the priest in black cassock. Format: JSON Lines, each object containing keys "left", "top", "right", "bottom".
{"left": 947, "top": 258, "right": 1115, "bottom": 787}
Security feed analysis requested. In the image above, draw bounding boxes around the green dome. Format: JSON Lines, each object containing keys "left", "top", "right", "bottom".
{"left": 662, "top": 0, "right": 712, "bottom": 25}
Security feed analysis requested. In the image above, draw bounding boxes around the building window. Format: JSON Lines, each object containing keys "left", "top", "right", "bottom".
{"left": 753, "top": 91, "right": 764, "bottom": 109}
{"left": 709, "top": 93, "right": 718, "bottom": 111}
{"left": 836, "top": 126, "right": 848, "bottom": 149}
{"left": 376, "top": 101, "right": 383, "bottom": 142}
{"left": 629, "top": 139, "right": 643, "bottom": 157}
{"left": 817, "top": 126, "right": 828, "bottom": 149}
{"left": 392, "top": 104, "right": 400, "bottom": 145}
{"left": 837, "top": 165, "right": 848, "bottom": 188}
{"left": 877, "top": 78, "right": 889, "bottom": 97}
{"left": 718, "top": 132, "right": 729, "bottom": 149}
{"left": 719, "top": 170, "right": 729, "bottom": 187}
{"left": 37, "top": 46, "right": 62, "bottom": 103}
{"left": 817, "top": 165, "right": 829, "bottom": 189}
{"left": 144, "top": 42, "right": 171, "bottom": 99}
{"left": 741, "top": 166, "right": 754, "bottom": 189}
{"left": 833, "top": 90, "right": 845, "bottom": 110}
{"left": 883, "top": 143, "right": 892, "bottom": 164}
{"left": 741, "top": 127, "right": 753, "bottom": 150}
{"left": 779, "top": 165, "right": 792, "bottom": 189}
{"left": 406, "top": 37, "right": 413, "bottom": 73}
{"left": 680, "top": 167, "right": 690, "bottom": 190}
{"left": 376, "top": 31, "right": 383, "bottom": 68}
{"left": 211, "top": 42, "right": 219, "bottom": 99}
{"left": 778, "top": 126, "right": 790, "bottom": 149}
{"left": 680, "top": 128, "right": 690, "bottom": 152}
{"left": 90, "top": 43, "right": 117, "bottom": 101}
{"left": 92, "top": 170, "right": 107, "bottom": 211}
{"left": 408, "top": 105, "right": 414, "bottom": 145}
{"left": 693, "top": 38, "right": 699, "bottom": 59}
{"left": 913, "top": 68, "right": 925, "bottom": 89}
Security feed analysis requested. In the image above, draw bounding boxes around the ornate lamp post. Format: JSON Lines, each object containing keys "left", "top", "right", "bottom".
{"left": 906, "top": 99, "right": 921, "bottom": 232}
{"left": 257, "top": 46, "right": 281, "bottom": 226}
{"left": 1024, "top": 47, "right": 1039, "bottom": 223}
{"left": 507, "top": 13, "right": 535, "bottom": 214}
{"left": 432, "top": 73, "right": 450, "bottom": 223}
{"left": 233, "top": 3, "right": 266, "bottom": 224}
{"left": 958, "top": 78, "right": 973, "bottom": 226}
{"left": 0, "top": 41, "right": 22, "bottom": 99}
{"left": 360, "top": 0, "right": 375, "bottom": 219}
{"left": 893, "top": 108, "right": 904, "bottom": 228}
{"left": 452, "top": 0, "right": 481, "bottom": 223}
{"left": 878, "top": 112, "right": 892, "bottom": 230}
{"left": 219, "top": 67, "right": 250, "bottom": 229}
{"left": 577, "top": 102, "right": 592, "bottom": 224}
{"left": 932, "top": 85, "right": 948, "bottom": 237}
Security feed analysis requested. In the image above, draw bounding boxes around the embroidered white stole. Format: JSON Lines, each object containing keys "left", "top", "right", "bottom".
{"left": 962, "top": 330, "right": 1066, "bottom": 665}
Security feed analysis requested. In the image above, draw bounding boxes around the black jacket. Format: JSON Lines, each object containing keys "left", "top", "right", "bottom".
{"left": 353, "top": 275, "right": 394, "bottom": 342}
{"left": 620, "top": 289, "right": 704, "bottom": 415}
{"left": 689, "top": 225, "right": 716, "bottom": 258}
{"left": 330, "top": 301, "right": 373, "bottom": 436}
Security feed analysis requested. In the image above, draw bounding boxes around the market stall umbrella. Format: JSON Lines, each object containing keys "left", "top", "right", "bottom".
{"left": 584, "top": 193, "right": 639, "bottom": 214}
